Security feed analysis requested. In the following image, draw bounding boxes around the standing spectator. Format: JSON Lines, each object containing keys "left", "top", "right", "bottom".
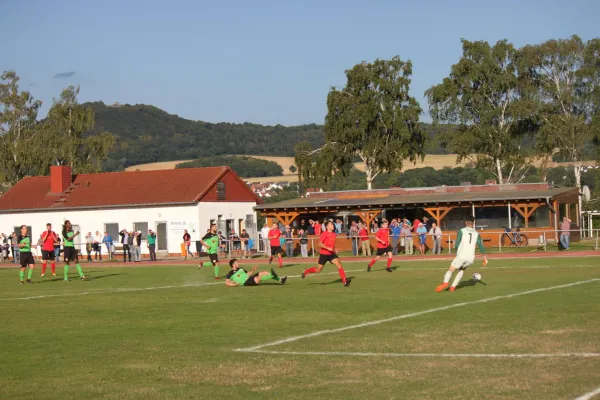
{"left": 1, "top": 233, "right": 8, "bottom": 262}
{"left": 299, "top": 219, "right": 309, "bottom": 232}
{"left": 132, "top": 231, "right": 142, "bottom": 262}
{"left": 390, "top": 219, "right": 402, "bottom": 256}
{"left": 334, "top": 219, "right": 343, "bottom": 234}
{"left": 229, "top": 229, "right": 241, "bottom": 259}
{"left": 371, "top": 219, "right": 379, "bottom": 233}
{"left": 183, "top": 229, "right": 193, "bottom": 259}
{"left": 401, "top": 222, "right": 414, "bottom": 255}
{"left": 358, "top": 223, "right": 371, "bottom": 256}
{"left": 299, "top": 228, "right": 308, "bottom": 258}
{"left": 412, "top": 217, "right": 422, "bottom": 234}
{"left": 417, "top": 223, "right": 427, "bottom": 254}
{"left": 560, "top": 217, "right": 571, "bottom": 251}
{"left": 85, "top": 232, "right": 94, "bottom": 261}
{"left": 10, "top": 232, "right": 19, "bottom": 264}
{"left": 430, "top": 222, "right": 443, "bottom": 255}
{"left": 119, "top": 229, "right": 132, "bottom": 262}
{"left": 54, "top": 236, "right": 62, "bottom": 262}
{"left": 240, "top": 229, "right": 250, "bottom": 259}
{"left": 349, "top": 221, "right": 359, "bottom": 256}
{"left": 218, "top": 231, "right": 227, "bottom": 258}
{"left": 307, "top": 220, "right": 315, "bottom": 235}
{"left": 93, "top": 231, "right": 102, "bottom": 260}
{"left": 102, "top": 232, "right": 113, "bottom": 260}
{"left": 423, "top": 217, "right": 434, "bottom": 231}
{"left": 127, "top": 231, "right": 134, "bottom": 260}
{"left": 260, "top": 223, "right": 271, "bottom": 257}
{"left": 147, "top": 229, "right": 157, "bottom": 261}
{"left": 284, "top": 225, "right": 294, "bottom": 258}
{"left": 313, "top": 219, "right": 322, "bottom": 236}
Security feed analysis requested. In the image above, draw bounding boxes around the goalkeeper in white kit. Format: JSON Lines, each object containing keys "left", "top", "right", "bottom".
{"left": 436, "top": 216, "right": 487, "bottom": 292}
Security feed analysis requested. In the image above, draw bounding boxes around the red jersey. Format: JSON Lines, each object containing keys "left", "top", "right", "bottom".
{"left": 358, "top": 228, "right": 369, "bottom": 242}
{"left": 376, "top": 228, "right": 390, "bottom": 248}
{"left": 314, "top": 223, "right": 322, "bottom": 236}
{"left": 41, "top": 231, "right": 57, "bottom": 251}
{"left": 319, "top": 231, "right": 336, "bottom": 255}
{"left": 413, "top": 219, "right": 421, "bottom": 232}
{"left": 269, "top": 229, "right": 281, "bottom": 247}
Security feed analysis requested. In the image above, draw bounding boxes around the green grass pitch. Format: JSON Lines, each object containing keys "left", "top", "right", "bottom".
{"left": 1, "top": 257, "right": 599, "bottom": 399}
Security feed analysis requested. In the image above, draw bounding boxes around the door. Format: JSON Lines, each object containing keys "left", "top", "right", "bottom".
{"left": 156, "top": 222, "right": 167, "bottom": 251}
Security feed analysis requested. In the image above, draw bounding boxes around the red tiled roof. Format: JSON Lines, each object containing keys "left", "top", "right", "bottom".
{"left": 0, "top": 167, "right": 256, "bottom": 212}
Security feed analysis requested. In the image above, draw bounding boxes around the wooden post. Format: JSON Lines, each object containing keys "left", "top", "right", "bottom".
{"left": 355, "top": 210, "right": 382, "bottom": 228}
{"left": 511, "top": 203, "right": 542, "bottom": 228}
{"left": 423, "top": 207, "right": 453, "bottom": 224}
{"left": 271, "top": 212, "right": 300, "bottom": 227}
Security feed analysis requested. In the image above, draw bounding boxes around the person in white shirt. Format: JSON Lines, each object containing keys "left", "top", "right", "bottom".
{"left": 93, "top": 231, "right": 103, "bottom": 260}
{"left": 260, "top": 223, "right": 271, "bottom": 257}
{"left": 436, "top": 216, "right": 487, "bottom": 292}
{"left": 429, "top": 223, "right": 443, "bottom": 255}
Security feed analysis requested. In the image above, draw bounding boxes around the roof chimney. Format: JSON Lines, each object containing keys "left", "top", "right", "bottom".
{"left": 50, "top": 166, "right": 72, "bottom": 195}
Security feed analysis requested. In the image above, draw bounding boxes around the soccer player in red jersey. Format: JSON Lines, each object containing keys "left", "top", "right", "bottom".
{"left": 367, "top": 220, "right": 394, "bottom": 273}
{"left": 302, "top": 220, "right": 351, "bottom": 287}
{"left": 268, "top": 223, "right": 284, "bottom": 268}
{"left": 40, "top": 223, "right": 59, "bottom": 277}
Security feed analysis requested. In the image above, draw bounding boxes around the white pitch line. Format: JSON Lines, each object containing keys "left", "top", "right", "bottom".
{"left": 237, "top": 278, "right": 600, "bottom": 352}
{"left": 243, "top": 350, "right": 600, "bottom": 358}
{"left": 575, "top": 386, "right": 600, "bottom": 400}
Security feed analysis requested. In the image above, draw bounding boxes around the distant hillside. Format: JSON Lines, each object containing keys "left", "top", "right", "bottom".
{"left": 86, "top": 102, "right": 448, "bottom": 171}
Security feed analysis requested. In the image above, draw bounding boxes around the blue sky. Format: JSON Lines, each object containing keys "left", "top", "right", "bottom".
{"left": 2, "top": 0, "right": 599, "bottom": 125}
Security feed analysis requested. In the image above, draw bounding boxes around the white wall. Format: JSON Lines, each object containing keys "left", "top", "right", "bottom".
{"left": 0, "top": 201, "right": 257, "bottom": 256}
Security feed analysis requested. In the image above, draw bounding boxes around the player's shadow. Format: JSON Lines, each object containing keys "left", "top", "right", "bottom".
{"left": 310, "top": 276, "right": 356, "bottom": 285}
{"left": 90, "top": 273, "right": 123, "bottom": 281}
{"left": 37, "top": 278, "right": 65, "bottom": 284}
{"left": 456, "top": 279, "right": 487, "bottom": 289}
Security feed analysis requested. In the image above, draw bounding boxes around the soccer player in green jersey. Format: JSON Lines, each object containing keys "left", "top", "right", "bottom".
{"left": 199, "top": 224, "right": 221, "bottom": 279}
{"left": 225, "top": 259, "right": 287, "bottom": 287}
{"left": 17, "top": 225, "right": 36, "bottom": 284}
{"left": 62, "top": 220, "right": 88, "bottom": 281}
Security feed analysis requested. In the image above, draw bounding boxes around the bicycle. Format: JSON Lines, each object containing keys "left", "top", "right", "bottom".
{"left": 501, "top": 227, "right": 528, "bottom": 247}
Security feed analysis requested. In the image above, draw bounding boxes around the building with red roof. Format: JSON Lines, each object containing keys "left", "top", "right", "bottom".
{"left": 0, "top": 166, "right": 260, "bottom": 256}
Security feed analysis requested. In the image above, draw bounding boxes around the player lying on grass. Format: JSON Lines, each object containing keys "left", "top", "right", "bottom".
{"left": 301, "top": 220, "right": 352, "bottom": 287}
{"left": 225, "top": 259, "right": 287, "bottom": 287}
{"left": 367, "top": 219, "right": 394, "bottom": 273}
{"left": 436, "top": 216, "right": 486, "bottom": 292}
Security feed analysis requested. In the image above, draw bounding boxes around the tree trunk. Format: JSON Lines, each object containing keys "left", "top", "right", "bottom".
{"left": 495, "top": 158, "right": 504, "bottom": 184}
{"left": 574, "top": 162, "right": 582, "bottom": 228}
{"left": 365, "top": 167, "right": 374, "bottom": 190}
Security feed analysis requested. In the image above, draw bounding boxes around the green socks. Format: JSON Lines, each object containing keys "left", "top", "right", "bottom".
{"left": 64, "top": 265, "right": 69, "bottom": 280}
{"left": 202, "top": 261, "right": 214, "bottom": 268}
{"left": 76, "top": 264, "right": 84, "bottom": 277}
{"left": 213, "top": 265, "right": 219, "bottom": 278}
{"left": 260, "top": 273, "right": 280, "bottom": 282}
{"left": 19, "top": 270, "right": 24, "bottom": 281}
{"left": 27, "top": 268, "right": 33, "bottom": 279}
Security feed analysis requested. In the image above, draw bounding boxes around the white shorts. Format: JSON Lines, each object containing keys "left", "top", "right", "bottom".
{"left": 451, "top": 256, "right": 474, "bottom": 270}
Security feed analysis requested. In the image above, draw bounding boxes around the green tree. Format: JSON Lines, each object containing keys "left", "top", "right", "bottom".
{"left": 289, "top": 165, "right": 297, "bottom": 173}
{"left": 0, "top": 71, "right": 44, "bottom": 185}
{"left": 321, "top": 57, "right": 425, "bottom": 190}
{"left": 426, "top": 39, "right": 532, "bottom": 184}
{"left": 519, "top": 36, "right": 600, "bottom": 190}
{"left": 43, "top": 86, "right": 114, "bottom": 172}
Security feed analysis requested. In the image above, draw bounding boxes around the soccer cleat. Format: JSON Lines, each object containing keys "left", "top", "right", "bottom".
{"left": 343, "top": 278, "right": 352, "bottom": 287}
{"left": 301, "top": 270, "right": 307, "bottom": 279}
{"left": 268, "top": 258, "right": 273, "bottom": 265}
{"left": 436, "top": 282, "right": 449, "bottom": 292}
{"left": 214, "top": 276, "right": 221, "bottom": 280}
{"left": 449, "top": 286, "right": 456, "bottom": 292}
{"left": 63, "top": 279, "right": 70, "bottom": 282}
{"left": 367, "top": 265, "right": 371, "bottom": 272}
{"left": 386, "top": 268, "right": 393, "bottom": 273}
{"left": 52, "top": 273, "right": 56, "bottom": 276}
{"left": 20, "top": 281, "right": 24, "bottom": 285}
{"left": 270, "top": 268, "right": 279, "bottom": 279}
{"left": 80, "top": 276, "right": 88, "bottom": 280}
{"left": 26, "top": 279, "right": 33, "bottom": 284}
{"left": 41, "top": 274, "right": 45, "bottom": 277}
{"left": 281, "top": 277, "right": 287, "bottom": 285}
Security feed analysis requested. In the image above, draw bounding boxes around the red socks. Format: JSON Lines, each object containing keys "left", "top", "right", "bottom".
{"left": 51, "top": 262, "right": 56, "bottom": 274}
{"left": 387, "top": 258, "right": 392, "bottom": 269}
{"left": 304, "top": 267, "right": 318, "bottom": 275}
{"left": 338, "top": 267, "right": 347, "bottom": 283}
{"left": 368, "top": 259, "right": 376, "bottom": 267}
{"left": 41, "top": 263, "right": 46, "bottom": 275}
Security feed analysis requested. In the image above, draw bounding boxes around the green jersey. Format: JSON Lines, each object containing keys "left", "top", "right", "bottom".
{"left": 147, "top": 233, "right": 156, "bottom": 245}
{"left": 202, "top": 233, "right": 219, "bottom": 254}
{"left": 226, "top": 268, "right": 248, "bottom": 286}
{"left": 18, "top": 235, "right": 31, "bottom": 252}
{"left": 64, "top": 231, "right": 75, "bottom": 247}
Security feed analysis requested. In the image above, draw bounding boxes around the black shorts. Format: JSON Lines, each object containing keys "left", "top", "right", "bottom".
{"left": 318, "top": 253, "right": 339, "bottom": 265}
{"left": 20, "top": 252, "right": 35, "bottom": 267}
{"left": 376, "top": 246, "right": 392, "bottom": 256}
{"left": 63, "top": 247, "right": 78, "bottom": 261}
{"left": 271, "top": 246, "right": 283, "bottom": 255}
{"left": 244, "top": 273, "right": 259, "bottom": 286}
{"left": 41, "top": 250, "right": 55, "bottom": 261}
{"left": 209, "top": 253, "right": 219, "bottom": 264}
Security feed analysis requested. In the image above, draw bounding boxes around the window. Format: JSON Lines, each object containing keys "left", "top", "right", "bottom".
{"left": 474, "top": 206, "right": 509, "bottom": 229}
{"left": 529, "top": 205, "right": 550, "bottom": 228}
{"left": 217, "top": 182, "right": 226, "bottom": 200}
{"left": 133, "top": 222, "right": 149, "bottom": 239}
{"left": 104, "top": 223, "right": 119, "bottom": 242}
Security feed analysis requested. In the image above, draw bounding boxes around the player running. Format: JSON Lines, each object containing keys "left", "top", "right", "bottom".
{"left": 62, "top": 220, "right": 88, "bottom": 281}
{"left": 436, "top": 216, "right": 486, "bottom": 292}
{"left": 268, "top": 223, "right": 283, "bottom": 268}
{"left": 199, "top": 224, "right": 221, "bottom": 280}
{"left": 17, "top": 225, "right": 36, "bottom": 284}
{"left": 225, "top": 259, "right": 287, "bottom": 287}
{"left": 301, "top": 220, "right": 352, "bottom": 287}
{"left": 367, "top": 219, "right": 394, "bottom": 273}
{"left": 40, "top": 223, "right": 59, "bottom": 277}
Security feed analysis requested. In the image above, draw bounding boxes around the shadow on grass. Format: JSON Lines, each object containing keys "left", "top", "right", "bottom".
{"left": 456, "top": 279, "right": 487, "bottom": 289}
{"left": 310, "top": 276, "right": 356, "bottom": 285}
{"left": 90, "top": 273, "right": 123, "bottom": 281}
